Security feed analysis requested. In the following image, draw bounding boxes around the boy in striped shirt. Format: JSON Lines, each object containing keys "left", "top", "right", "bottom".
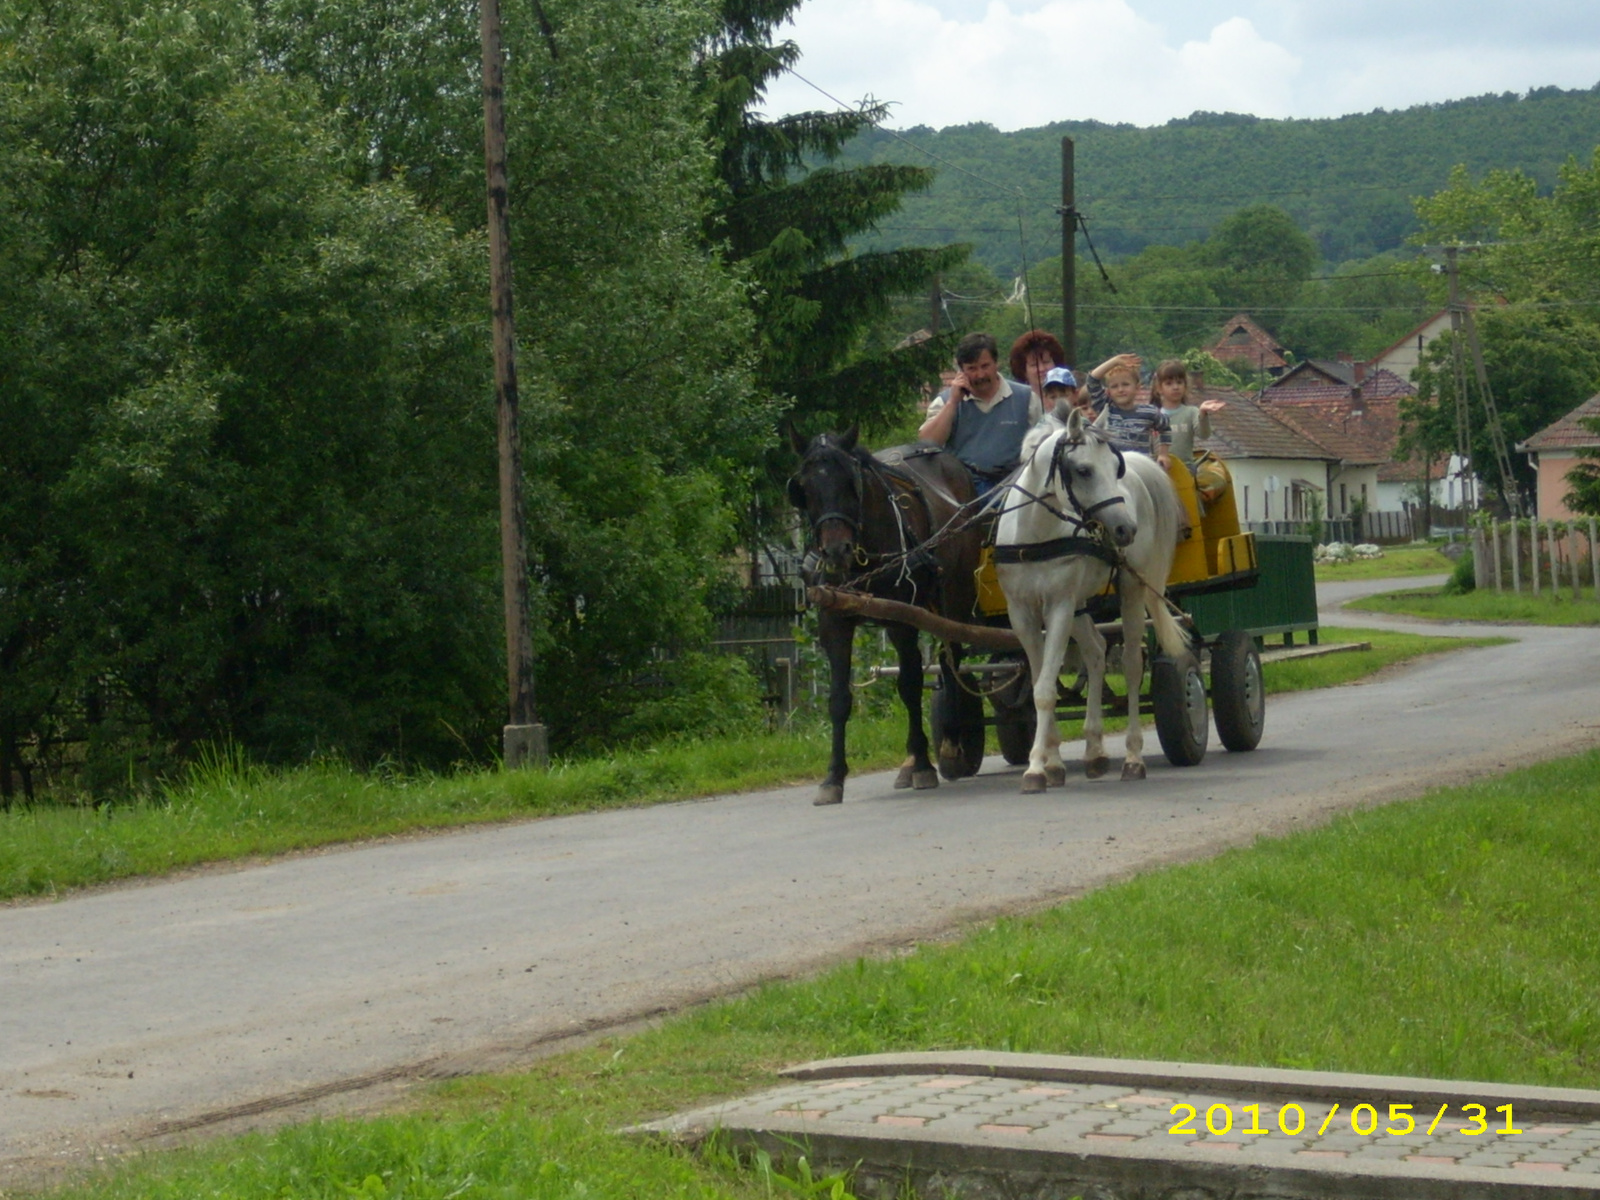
{"left": 1084, "top": 353, "right": 1171, "bottom": 470}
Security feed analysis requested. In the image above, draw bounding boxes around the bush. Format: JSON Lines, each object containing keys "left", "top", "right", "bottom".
{"left": 607, "top": 652, "right": 765, "bottom": 748}
{"left": 1443, "top": 549, "right": 1476, "bottom": 595}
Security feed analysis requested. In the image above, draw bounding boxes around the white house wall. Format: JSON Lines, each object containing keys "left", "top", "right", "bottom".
{"left": 1226, "top": 459, "right": 1331, "bottom": 523}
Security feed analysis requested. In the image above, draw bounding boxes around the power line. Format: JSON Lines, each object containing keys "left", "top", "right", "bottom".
{"left": 1080, "top": 181, "right": 1442, "bottom": 204}
{"left": 762, "top": 52, "right": 1025, "bottom": 204}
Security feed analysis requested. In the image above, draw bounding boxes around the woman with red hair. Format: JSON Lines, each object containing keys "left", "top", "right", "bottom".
{"left": 1009, "top": 330, "right": 1068, "bottom": 419}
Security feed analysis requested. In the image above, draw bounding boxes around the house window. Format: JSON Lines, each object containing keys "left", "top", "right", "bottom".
{"left": 1243, "top": 486, "right": 1250, "bottom": 520}
{"left": 1361, "top": 483, "right": 1368, "bottom": 503}
{"left": 1340, "top": 483, "right": 1347, "bottom": 514}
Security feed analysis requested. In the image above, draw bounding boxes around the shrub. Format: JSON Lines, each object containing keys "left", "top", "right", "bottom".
{"left": 1443, "top": 549, "right": 1476, "bottom": 595}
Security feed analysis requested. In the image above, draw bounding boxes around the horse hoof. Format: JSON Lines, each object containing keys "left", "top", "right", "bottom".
{"left": 1044, "top": 763, "right": 1067, "bottom": 788}
{"left": 912, "top": 769, "right": 940, "bottom": 790}
{"left": 1084, "top": 756, "right": 1110, "bottom": 779}
{"left": 937, "top": 743, "right": 964, "bottom": 781}
{"left": 814, "top": 784, "right": 844, "bottom": 806}
{"left": 894, "top": 764, "right": 915, "bottom": 789}
{"left": 1021, "top": 773, "right": 1047, "bottom": 794}
{"left": 1121, "top": 761, "right": 1146, "bottom": 781}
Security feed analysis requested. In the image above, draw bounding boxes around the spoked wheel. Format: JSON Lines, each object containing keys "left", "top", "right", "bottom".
{"left": 989, "top": 655, "right": 1034, "bottom": 766}
{"left": 1210, "top": 630, "right": 1265, "bottom": 751}
{"left": 1151, "top": 650, "right": 1208, "bottom": 767}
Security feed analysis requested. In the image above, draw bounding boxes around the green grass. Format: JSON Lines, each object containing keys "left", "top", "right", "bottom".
{"left": 0, "top": 628, "right": 1501, "bottom": 903}
{"left": 41, "top": 747, "right": 1600, "bottom": 1200}
{"left": 1312, "top": 543, "right": 1455, "bottom": 582}
{"left": 1350, "top": 585, "right": 1600, "bottom": 625}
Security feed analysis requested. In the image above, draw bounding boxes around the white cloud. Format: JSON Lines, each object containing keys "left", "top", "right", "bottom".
{"left": 758, "top": 0, "right": 1600, "bottom": 131}
{"left": 760, "top": 0, "right": 1304, "bottom": 130}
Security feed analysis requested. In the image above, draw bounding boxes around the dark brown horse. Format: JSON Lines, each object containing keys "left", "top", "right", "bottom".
{"left": 787, "top": 426, "right": 988, "bottom": 805}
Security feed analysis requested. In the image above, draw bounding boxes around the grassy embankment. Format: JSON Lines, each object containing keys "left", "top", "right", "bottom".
{"left": 1311, "top": 543, "right": 1455, "bottom": 582}
{"left": 0, "top": 627, "right": 1505, "bottom": 902}
{"left": 1351, "top": 585, "right": 1600, "bottom": 625}
{"left": 39, "top": 746, "right": 1600, "bottom": 1200}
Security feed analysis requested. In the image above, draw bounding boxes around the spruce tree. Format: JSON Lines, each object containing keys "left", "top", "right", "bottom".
{"left": 701, "top": 0, "right": 967, "bottom": 435}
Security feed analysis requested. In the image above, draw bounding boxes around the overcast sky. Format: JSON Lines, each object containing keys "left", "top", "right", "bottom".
{"left": 759, "top": 0, "right": 1600, "bottom": 131}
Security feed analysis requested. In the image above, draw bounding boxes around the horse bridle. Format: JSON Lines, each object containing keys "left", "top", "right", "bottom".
{"left": 1045, "top": 427, "right": 1127, "bottom": 523}
{"left": 788, "top": 437, "right": 867, "bottom": 540}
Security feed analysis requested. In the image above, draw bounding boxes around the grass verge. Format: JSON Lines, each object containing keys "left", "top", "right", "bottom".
{"left": 42, "top": 746, "right": 1600, "bottom": 1200}
{"left": 0, "top": 628, "right": 1504, "bottom": 903}
{"left": 1350, "top": 585, "right": 1600, "bottom": 626}
{"left": 1312, "top": 543, "right": 1455, "bottom": 581}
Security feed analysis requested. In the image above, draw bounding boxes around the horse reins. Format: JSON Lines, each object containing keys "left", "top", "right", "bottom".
{"left": 991, "top": 427, "right": 1127, "bottom": 567}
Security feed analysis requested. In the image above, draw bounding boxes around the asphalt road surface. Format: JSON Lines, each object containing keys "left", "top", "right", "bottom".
{"left": 4, "top": 576, "right": 1598, "bottom": 1180}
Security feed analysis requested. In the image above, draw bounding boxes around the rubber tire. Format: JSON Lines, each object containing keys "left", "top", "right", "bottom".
{"left": 1210, "top": 630, "right": 1265, "bottom": 752}
{"left": 1151, "top": 651, "right": 1208, "bottom": 767}
{"left": 990, "top": 657, "right": 1035, "bottom": 766}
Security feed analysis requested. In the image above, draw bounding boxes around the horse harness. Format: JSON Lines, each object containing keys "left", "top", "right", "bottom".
{"left": 792, "top": 439, "right": 946, "bottom": 587}
{"left": 990, "top": 428, "right": 1127, "bottom": 569}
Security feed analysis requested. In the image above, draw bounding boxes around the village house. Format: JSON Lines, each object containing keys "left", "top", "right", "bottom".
{"left": 1516, "top": 393, "right": 1600, "bottom": 521}
{"left": 1363, "top": 309, "right": 1453, "bottom": 382}
{"left": 1192, "top": 389, "right": 1338, "bottom": 524}
{"left": 1214, "top": 314, "right": 1458, "bottom": 526}
{"left": 1206, "top": 313, "right": 1289, "bottom": 381}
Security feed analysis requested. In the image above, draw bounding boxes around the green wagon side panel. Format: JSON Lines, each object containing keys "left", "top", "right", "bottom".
{"left": 1180, "top": 534, "right": 1318, "bottom": 639}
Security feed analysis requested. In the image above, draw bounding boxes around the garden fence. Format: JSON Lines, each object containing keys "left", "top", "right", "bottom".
{"left": 1472, "top": 518, "right": 1600, "bottom": 598}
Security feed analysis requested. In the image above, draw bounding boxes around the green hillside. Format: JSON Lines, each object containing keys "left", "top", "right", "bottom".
{"left": 834, "top": 86, "right": 1600, "bottom": 272}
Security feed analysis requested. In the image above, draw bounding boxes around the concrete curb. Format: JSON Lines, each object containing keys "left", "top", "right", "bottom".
{"left": 780, "top": 1052, "right": 1600, "bottom": 1120}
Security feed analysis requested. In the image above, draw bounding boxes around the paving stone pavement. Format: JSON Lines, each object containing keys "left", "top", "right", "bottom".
{"left": 638, "top": 1053, "right": 1600, "bottom": 1198}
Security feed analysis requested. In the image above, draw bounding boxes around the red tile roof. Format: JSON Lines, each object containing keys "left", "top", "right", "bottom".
{"left": 1518, "top": 393, "right": 1600, "bottom": 451}
{"left": 1264, "top": 367, "right": 1415, "bottom": 404}
{"left": 1208, "top": 314, "right": 1288, "bottom": 371}
{"left": 1194, "top": 392, "right": 1338, "bottom": 462}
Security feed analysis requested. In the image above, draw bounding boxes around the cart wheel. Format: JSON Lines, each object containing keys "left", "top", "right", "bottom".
{"left": 1151, "top": 650, "right": 1208, "bottom": 767}
{"left": 1210, "top": 630, "right": 1265, "bottom": 752}
{"left": 990, "top": 657, "right": 1034, "bottom": 766}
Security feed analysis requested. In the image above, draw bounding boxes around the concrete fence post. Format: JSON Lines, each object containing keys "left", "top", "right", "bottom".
{"left": 1571, "top": 525, "right": 1582, "bottom": 602}
{"left": 1510, "top": 521, "right": 1521, "bottom": 593}
{"left": 1489, "top": 519, "right": 1502, "bottom": 591}
{"left": 1532, "top": 523, "right": 1541, "bottom": 596}
{"left": 1591, "top": 518, "right": 1599, "bottom": 598}
{"left": 775, "top": 657, "right": 796, "bottom": 724}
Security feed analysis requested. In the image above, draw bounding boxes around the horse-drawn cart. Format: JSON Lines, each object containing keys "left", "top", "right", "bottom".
{"left": 810, "top": 454, "right": 1320, "bottom": 774}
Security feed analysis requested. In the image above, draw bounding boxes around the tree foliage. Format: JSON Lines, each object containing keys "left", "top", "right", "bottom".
{"left": 1402, "top": 153, "right": 1600, "bottom": 511}
{"left": 1564, "top": 418, "right": 1600, "bottom": 517}
{"left": 828, "top": 87, "right": 1600, "bottom": 271}
{"left": 0, "top": 0, "right": 776, "bottom": 790}
{"left": 700, "top": 0, "right": 966, "bottom": 435}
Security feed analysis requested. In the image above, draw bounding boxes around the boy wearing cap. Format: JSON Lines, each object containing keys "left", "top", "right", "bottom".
{"left": 1040, "top": 365, "right": 1083, "bottom": 419}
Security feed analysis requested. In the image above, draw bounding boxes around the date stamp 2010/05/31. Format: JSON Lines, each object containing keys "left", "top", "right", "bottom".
{"left": 1169, "top": 1101, "right": 1522, "bottom": 1140}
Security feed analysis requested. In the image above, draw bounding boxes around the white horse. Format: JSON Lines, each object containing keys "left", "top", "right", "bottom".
{"left": 994, "top": 407, "right": 1189, "bottom": 792}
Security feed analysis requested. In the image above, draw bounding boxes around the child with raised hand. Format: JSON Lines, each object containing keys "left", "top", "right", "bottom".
{"left": 1086, "top": 353, "right": 1171, "bottom": 469}
{"left": 1151, "top": 359, "right": 1226, "bottom": 470}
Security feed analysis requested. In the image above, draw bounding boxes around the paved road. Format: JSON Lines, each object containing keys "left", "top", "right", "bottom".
{"left": 4, "top": 576, "right": 1598, "bottom": 1179}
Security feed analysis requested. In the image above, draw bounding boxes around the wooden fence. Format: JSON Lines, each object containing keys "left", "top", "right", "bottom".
{"left": 1473, "top": 518, "right": 1600, "bottom": 597}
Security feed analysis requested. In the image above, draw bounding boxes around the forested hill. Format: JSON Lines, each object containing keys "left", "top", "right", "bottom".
{"left": 832, "top": 86, "right": 1600, "bottom": 271}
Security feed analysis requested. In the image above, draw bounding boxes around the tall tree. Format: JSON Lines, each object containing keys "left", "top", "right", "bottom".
{"left": 701, "top": 0, "right": 967, "bottom": 435}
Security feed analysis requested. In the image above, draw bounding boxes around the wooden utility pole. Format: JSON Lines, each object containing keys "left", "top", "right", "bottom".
{"left": 1059, "top": 137, "right": 1076, "bottom": 366}
{"left": 481, "top": 0, "right": 547, "bottom": 769}
{"left": 1443, "top": 247, "right": 1521, "bottom": 516}
{"left": 1443, "top": 247, "right": 1478, "bottom": 514}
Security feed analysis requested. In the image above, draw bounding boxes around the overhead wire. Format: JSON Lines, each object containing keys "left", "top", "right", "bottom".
{"left": 757, "top": 49, "right": 1046, "bottom": 325}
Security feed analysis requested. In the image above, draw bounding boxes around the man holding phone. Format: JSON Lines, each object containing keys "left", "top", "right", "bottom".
{"left": 917, "top": 332, "right": 1036, "bottom": 496}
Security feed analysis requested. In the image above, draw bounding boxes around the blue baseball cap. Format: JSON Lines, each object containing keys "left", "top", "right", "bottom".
{"left": 1043, "top": 366, "right": 1078, "bottom": 389}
